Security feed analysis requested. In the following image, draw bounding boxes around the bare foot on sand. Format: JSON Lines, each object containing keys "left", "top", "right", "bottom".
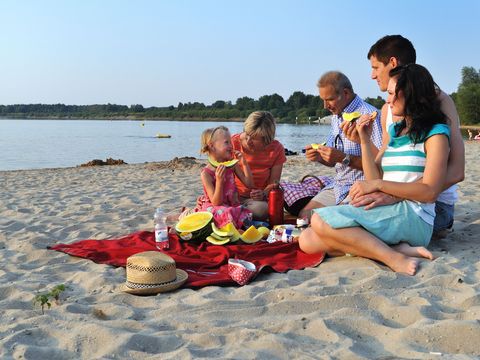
{"left": 387, "top": 253, "right": 421, "bottom": 275}
{"left": 392, "top": 242, "right": 434, "bottom": 260}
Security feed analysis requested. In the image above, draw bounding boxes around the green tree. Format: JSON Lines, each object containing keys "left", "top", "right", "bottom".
{"left": 257, "top": 94, "right": 273, "bottom": 109}
{"left": 130, "top": 104, "right": 144, "bottom": 112}
{"left": 211, "top": 100, "right": 226, "bottom": 109}
{"left": 456, "top": 66, "right": 480, "bottom": 124}
{"left": 460, "top": 67, "right": 480, "bottom": 87}
{"left": 286, "top": 91, "right": 307, "bottom": 110}
{"left": 364, "top": 96, "right": 385, "bottom": 110}
{"left": 267, "top": 93, "right": 285, "bottom": 109}
{"left": 235, "top": 96, "right": 255, "bottom": 111}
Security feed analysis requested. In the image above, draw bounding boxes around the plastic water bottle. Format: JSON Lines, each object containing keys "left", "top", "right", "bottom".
{"left": 154, "top": 208, "right": 169, "bottom": 250}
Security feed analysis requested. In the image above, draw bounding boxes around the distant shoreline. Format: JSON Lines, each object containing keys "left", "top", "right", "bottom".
{"left": 0, "top": 116, "right": 330, "bottom": 124}
{"left": 460, "top": 124, "right": 480, "bottom": 130}
{"left": 0, "top": 116, "right": 245, "bottom": 122}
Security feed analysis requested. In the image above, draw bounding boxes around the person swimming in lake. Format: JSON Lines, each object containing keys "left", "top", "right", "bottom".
{"left": 196, "top": 126, "right": 254, "bottom": 229}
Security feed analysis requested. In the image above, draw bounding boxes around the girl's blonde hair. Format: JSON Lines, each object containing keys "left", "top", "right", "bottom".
{"left": 200, "top": 125, "right": 230, "bottom": 154}
{"left": 243, "top": 111, "right": 276, "bottom": 145}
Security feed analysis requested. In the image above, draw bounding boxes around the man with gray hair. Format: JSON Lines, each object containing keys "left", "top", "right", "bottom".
{"left": 298, "top": 71, "right": 383, "bottom": 219}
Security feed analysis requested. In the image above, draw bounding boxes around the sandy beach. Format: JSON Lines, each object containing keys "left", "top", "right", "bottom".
{"left": 1, "top": 142, "right": 479, "bottom": 359}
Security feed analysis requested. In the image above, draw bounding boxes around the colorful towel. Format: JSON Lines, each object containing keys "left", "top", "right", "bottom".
{"left": 49, "top": 231, "right": 325, "bottom": 288}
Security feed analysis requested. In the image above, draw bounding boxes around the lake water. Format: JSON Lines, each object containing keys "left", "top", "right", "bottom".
{"left": 0, "top": 119, "right": 331, "bottom": 171}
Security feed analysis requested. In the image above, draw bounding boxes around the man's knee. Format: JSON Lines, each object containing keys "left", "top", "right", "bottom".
{"left": 433, "top": 201, "right": 454, "bottom": 232}
{"left": 248, "top": 200, "right": 268, "bottom": 220}
{"left": 299, "top": 200, "right": 325, "bottom": 220}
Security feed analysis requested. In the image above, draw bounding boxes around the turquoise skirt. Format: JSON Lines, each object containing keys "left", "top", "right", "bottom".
{"left": 313, "top": 201, "right": 432, "bottom": 247}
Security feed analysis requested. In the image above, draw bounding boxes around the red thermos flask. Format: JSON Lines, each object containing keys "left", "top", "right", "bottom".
{"left": 268, "top": 183, "right": 284, "bottom": 226}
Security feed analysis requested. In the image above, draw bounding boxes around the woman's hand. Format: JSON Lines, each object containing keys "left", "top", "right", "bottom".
{"left": 349, "top": 179, "right": 382, "bottom": 200}
{"left": 250, "top": 189, "right": 265, "bottom": 201}
{"left": 340, "top": 121, "right": 361, "bottom": 144}
{"left": 355, "top": 114, "right": 374, "bottom": 142}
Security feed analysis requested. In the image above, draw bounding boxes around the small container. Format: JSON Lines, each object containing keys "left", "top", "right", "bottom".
{"left": 154, "top": 208, "right": 169, "bottom": 250}
{"left": 268, "top": 183, "right": 284, "bottom": 226}
{"left": 228, "top": 259, "right": 256, "bottom": 285}
{"left": 296, "top": 217, "right": 309, "bottom": 229}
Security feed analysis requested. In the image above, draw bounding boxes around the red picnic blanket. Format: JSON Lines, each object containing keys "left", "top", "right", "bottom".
{"left": 49, "top": 231, "right": 325, "bottom": 288}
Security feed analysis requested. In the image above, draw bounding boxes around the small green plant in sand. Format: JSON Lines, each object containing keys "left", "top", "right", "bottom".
{"left": 33, "top": 284, "right": 69, "bottom": 314}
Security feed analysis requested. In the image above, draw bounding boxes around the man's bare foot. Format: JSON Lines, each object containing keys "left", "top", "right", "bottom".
{"left": 392, "top": 242, "right": 434, "bottom": 260}
{"left": 387, "top": 253, "right": 420, "bottom": 275}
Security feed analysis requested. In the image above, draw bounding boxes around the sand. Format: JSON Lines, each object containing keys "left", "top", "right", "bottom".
{"left": 0, "top": 142, "right": 479, "bottom": 359}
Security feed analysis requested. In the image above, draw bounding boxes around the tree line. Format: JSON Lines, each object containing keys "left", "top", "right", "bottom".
{"left": 1, "top": 67, "right": 478, "bottom": 124}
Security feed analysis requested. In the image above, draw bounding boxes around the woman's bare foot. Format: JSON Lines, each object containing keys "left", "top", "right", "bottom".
{"left": 386, "top": 253, "right": 420, "bottom": 275}
{"left": 392, "top": 242, "right": 434, "bottom": 260}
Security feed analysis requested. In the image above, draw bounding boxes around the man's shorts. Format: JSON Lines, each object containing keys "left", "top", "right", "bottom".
{"left": 433, "top": 201, "right": 454, "bottom": 232}
{"left": 311, "top": 188, "right": 337, "bottom": 207}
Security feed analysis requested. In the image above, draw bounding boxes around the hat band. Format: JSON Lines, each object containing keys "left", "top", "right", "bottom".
{"left": 125, "top": 278, "right": 178, "bottom": 290}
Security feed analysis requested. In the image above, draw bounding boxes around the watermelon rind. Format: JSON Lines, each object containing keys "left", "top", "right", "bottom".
{"left": 207, "top": 157, "right": 239, "bottom": 168}
{"left": 175, "top": 212, "right": 213, "bottom": 242}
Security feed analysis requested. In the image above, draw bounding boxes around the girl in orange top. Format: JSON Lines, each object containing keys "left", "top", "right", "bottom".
{"left": 231, "top": 111, "right": 287, "bottom": 220}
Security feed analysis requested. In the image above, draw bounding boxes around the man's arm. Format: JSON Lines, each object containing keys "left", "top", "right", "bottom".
{"left": 439, "top": 91, "right": 465, "bottom": 187}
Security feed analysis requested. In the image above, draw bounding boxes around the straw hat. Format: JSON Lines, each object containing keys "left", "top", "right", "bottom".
{"left": 121, "top": 251, "right": 188, "bottom": 295}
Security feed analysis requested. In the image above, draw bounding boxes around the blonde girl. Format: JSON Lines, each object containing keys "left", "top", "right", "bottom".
{"left": 196, "top": 126, "right": 254, "bottom": 229}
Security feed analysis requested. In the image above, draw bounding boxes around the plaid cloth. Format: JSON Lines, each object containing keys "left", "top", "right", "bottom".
{"left": 327, "top": 95, "right": 383, "bottom": 204}
{"left": 281, "top": 175, "right": 334, "bottom": 206}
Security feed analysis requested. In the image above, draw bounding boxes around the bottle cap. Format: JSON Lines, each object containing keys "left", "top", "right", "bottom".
{"left": 296, "top": 218, "right": 309, "bottom": 227}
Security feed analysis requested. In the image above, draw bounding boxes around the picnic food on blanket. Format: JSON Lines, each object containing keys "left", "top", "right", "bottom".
{"left": 207, "top": 223, "right": 233, "bottom": 244}
{"left": 207, "top": 222, "right": 264, "bottom": 245}
{"left": 257, "top": 226, "right": 270, "bottom": 239}
{"left": 207, "top": 157, "right": 239, "bottom": 168}
{"left": 220, "top": 222, "right": 242, "bottom": 242}
{"left": 206, "top": 234, "right": 231, "bottom": 245}
{"left": 211, "top": 223, "right": 232, "bottom": 237}
{"left": 241, "top": 225, "right": 263, "bottom": 244}
{"left": 343, "top": 111, "right": 378, "bottom": 123}
{"left": 176, "top": 215, "right": 265, "bottom": 245}
{"left": 310, "top": 142, "right": 327, "bottom": 150}
{"left": 175, "top": 211, "right": 213, "bottom": 241}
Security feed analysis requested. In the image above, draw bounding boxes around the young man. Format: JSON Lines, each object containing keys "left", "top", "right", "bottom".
{"left": 345, "top": 35, "right": 465, "bottom": 235}
{"left": 299, "top": 71, "right": 382, "bottom": 219}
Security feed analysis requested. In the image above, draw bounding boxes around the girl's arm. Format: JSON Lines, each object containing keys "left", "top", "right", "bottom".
{"left": 233, "top": 151, "right": 254, "bottom": 188}
{"left": 201, "top": 167, "right": 225, "bottom": 206}
{"left": 350, "top": 134, "right": 449, "bottom": 203}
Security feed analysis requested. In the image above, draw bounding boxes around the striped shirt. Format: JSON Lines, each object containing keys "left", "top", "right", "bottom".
{"left": 382, "top": 122, "right": 450, "bottom": 224}
{"left": 386, "top": 97, "right": 458, "bottom": 205}
{"left": 327, "top": 95, "right": 382, "bottom": 203}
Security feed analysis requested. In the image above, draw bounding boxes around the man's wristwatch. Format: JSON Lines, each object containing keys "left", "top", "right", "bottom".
{"left": 341, "top": 153, "right": 351, "bottom": 166}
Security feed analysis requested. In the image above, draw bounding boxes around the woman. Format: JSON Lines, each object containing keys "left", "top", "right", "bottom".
{"left": 232, "top": 111, "right": 287, "bottom": 220}
{"left": 299, "top": 64, "right": 450, "bottom": 275}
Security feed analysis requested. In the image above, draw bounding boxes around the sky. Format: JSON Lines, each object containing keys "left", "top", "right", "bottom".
{"left": 1, "top": 0, "right": 479, "bottom": 108}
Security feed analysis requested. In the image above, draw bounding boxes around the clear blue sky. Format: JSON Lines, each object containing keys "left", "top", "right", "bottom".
{"left": 1, "top": 0, "right": 479, "bottom": 107}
